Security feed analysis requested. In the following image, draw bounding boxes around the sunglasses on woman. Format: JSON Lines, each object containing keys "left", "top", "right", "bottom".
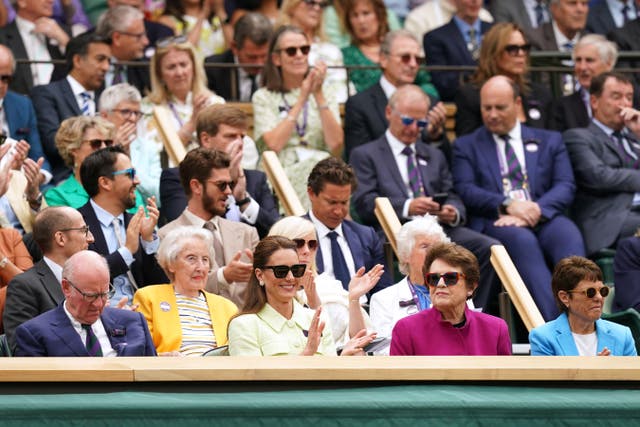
{"left": 293, "top": 239, "right": 318, "bottom": 250}
{"left": 568, "top": 286, "right": 609, "bottom": 298}
{"left": 84, "top": 139, "right": 114, "bottom": 150}
{"left": 504, "top": 44, "right": 531, "bottom": 56}
{"left": 302, "top": 0, "right": 328, "bottom": 8}
{"left": 262, "top": 264, "right": 307, "bottom": 278}
{"left": 277, "top": 45, "right": 311, "bottom": 57}
{"left": 425, "top": 271, "right": 466, "bottom": 287}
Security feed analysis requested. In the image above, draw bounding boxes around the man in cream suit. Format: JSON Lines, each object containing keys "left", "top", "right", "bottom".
{"left": 159, "top": 148, "right": 258, "bottom": 308}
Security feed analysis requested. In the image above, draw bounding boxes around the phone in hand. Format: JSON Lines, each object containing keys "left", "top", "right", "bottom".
{"left": 432, "top": 192, "right": 448, "bottom": 206}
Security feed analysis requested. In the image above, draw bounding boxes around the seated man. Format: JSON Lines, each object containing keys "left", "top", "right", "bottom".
{"left": 453, "top": 75, "right": 585, "bottom": 321}
{"left": 15, "top": 250, "right": 156, "bottom": 356}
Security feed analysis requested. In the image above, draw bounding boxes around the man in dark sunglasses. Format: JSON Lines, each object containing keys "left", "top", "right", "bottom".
{"left": 160, "top": 104, "right": 279, "bottom": 238}
{"left": 453, "top": 75, "right": 585, "bottom": 321}
{"left": 351, "top": 84, "right": 502, "bottom": 313}
{"left": 159, "top": 148, "right": 259, "bottom": 308}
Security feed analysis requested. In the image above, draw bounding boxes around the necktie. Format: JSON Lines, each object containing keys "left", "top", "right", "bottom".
{"left": 203, "top": 222, "right": 225, "bottom": 267}
{"left": 402, "top": 146, "right": 424, "bottom": 198}
{"left": 80, "top": 92, "right": 92, "bottom": 116}
{"left": 502, "top": 135, "right": 525, "bottom": 190}
{"left": 581, "top": 88, "right": 591, "bottom": 118}
{"left": 327, "top": 231, "right": 351, "bottom": 291}
{"left": 250, "top": 75, "right": 258, "bottom": 98}
{"left": 112, "top": 64, "right": 123, "bottom": 85}
{"left": 112, "top": 217, "right": 138, "bottom": 290}
{"left": 535, "top": 0, "right": 546, "bottom": 27}
{"left": 467, "top": 27, "right": 479, "bottom": 60}
{"left": 560, "top": 42, "right": 575, "bottom": 95}
{"left": 622, "top": 1, "right": 630, "bottom": 25}
{"left": 81, "top": 324, "right": 103, "bottom": 357}
{"left": 612, "top": 131, "right": 639, "bottom": 168}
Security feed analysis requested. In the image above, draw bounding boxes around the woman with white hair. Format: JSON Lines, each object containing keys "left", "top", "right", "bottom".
{"left": 369, "top": 215, "right": 449, "bottom": 353}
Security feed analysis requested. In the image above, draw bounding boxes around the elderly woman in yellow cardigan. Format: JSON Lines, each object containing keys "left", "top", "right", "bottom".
{"left": 133, "top": 226, "right": 237, "bottom": 356}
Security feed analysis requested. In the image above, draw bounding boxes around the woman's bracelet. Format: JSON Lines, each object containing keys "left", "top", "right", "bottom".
{"left": 317, "top": 104, "right": 329, "bottom": 110}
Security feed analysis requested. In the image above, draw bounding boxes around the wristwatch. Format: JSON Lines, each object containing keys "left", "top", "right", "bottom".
{"left": 0, "top": 256, "right": 9, "bottom": 269}
{"left": 27, "top": 192, "right": 43, "bottom": 208}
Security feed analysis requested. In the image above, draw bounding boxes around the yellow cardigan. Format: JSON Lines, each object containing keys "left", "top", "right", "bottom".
{"left": 133, "top": 284, "right": 238, "bottom": 353}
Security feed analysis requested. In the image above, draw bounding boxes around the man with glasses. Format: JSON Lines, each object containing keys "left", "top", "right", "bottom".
{"left": 96, "top": 5, "right": 151, "bottom": 94}
{"left": 453, "top": 75, "right": 585, "bottom": 321}
{"left": 78, "top": 146, "right": 167, "bottom": 307}
{"left": 159, "top": 148, "right": 258, "bottom": 308}
{"left": 351, "top": 84, "right": 501, "bottom": 313}
{"left": 344, "top": 30, "right": 448, "bottom": 161}
{"left": 4, "top": 207, "right": 95, "bottom": 354}
{"left": 32, "top": 32, "right": 112, "bottom": 185}
{"left": 14, "top": 250, "right": 156, "bottom": 357}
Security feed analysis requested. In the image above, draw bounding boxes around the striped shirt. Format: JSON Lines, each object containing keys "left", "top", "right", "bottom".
{"left": 176, "top": 292, "right": 217, "bottom": 356}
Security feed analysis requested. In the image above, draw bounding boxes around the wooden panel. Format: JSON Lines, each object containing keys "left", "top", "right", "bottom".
{"left": 0, "top": 358, "right": 133, "bottom": 382}
{"left": 374, "top": 197, "right": 402, "bottom": 257}
{"left": 490, "top": 245, "right": 545, "bottom": 331}
{"left": 261, "top": 150, "right": 305, "bottom": 216}
{"left": 153, "top": 106, "right": 187, "bottom": 166}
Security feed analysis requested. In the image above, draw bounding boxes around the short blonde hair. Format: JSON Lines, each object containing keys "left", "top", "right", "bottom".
{"left": 277, "top": 0, "right": 326, "bottom": 41}
{"left": 55, "top": 116, "right": 115, "bottom": 168}
{"left": 268, "top": 216, "right": 318, "bottom": 272}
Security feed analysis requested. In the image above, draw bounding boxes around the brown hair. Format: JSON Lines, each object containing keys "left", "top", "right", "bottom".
{"left": 552, "top": 256, "right": 603, "bottom": 313}
{"left": 342, "top": 0, "right": 389, "bottom": 45}
{"left": 307, "top": 157, "right": 358, "bottom": 195}
{"left": 262, "top": 25, "right": 309, "bottom": 92}
{"left": 178, "top": 148, "right": 231, "bottom": 197}
{"left": 423, "top": 242, "right": 479, "bottom": 296}
{"left": 589, "top": 71, "right": 634, "bottom": 97}
{"left": 196, "top": 104, "right": 249, "bottom": 139}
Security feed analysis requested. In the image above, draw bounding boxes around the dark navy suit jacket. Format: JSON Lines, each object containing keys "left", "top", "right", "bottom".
{"left": 15, "top": 305, "right": 156, "bottom": 356}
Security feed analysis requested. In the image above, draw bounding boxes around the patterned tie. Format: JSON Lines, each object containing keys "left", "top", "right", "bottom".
{"left": 468, "top": 27, "right": 479, "bottom": 60}
{"left": 612, "top": 131, "right": 639, "bottom": 169}
{"left": 203, "top": 222, "right": 225, "bottom": 267}
{"left": 327, "top": 231, "right": 351, "bottom": 291}
{"left": 80, "top": 92, "right": 92, "bottom": 116}
{"left": 111, "top": 217, "right": 138, "bottom": 291}
{"left": 581, "top": 88, "right": 591, "bottom": 118}
{"left": 81, "top": 324, "right": 103, "bottom": 357}
{"left": 111, "top": 64, "right": 123, "bottom": 85}
{"left": 535, "top": 0, "right": 546, "bottom": 27}
{"left": 622, "top": 1, "right": 630, "bottom": 25}
{"left": 402, "top": 146, "right": 424, "bottom": 198}
{"left": 502, "top": 135, "right": 525, "bottom": 190}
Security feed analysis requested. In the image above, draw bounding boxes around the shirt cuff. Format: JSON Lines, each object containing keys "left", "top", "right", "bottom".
{"left": 39, "top": 169, "right": 52, "bottom": 185}
{"left": 449, "top": 207, "right": 461, "bottom": 227}
{"left": 140, "top": 235, "right": 160, "bottom": 254}
{"left": 402, "top": 199, "right": 411, "bottom": 219}
{"left": 217, "top": 266, "right": 230, "bottom": 286}
{"left": 240, "top": 197, "right": 259, "bottom": 224}
{"left": 117, "top": 247, "right": 134, "bottom": 266}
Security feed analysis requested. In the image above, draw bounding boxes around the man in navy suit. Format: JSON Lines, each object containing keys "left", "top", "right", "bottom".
{"left": 15, "top": 250, "right": 156, "bottom": 357}
{"left": 350, "top": 85, "right": 501, "bottom": 312}
{"left": 423, "top": 0, "right": 493, "bottom": 102}
{"left": 453, "top": 76, "right": 585, "bottom": 320}
{"left": 78, "top": 146, "right": 167, "bottom": 306}
{"left": 305, "top": 157, "right": 393, "bottom": 297}
{"left": 31, "top": 32, "right": 111, "bottom": 185}
{"left": 160, "top": 104, "right": 279, "bottom": 237}
{"left": 586, "top": 0, "right": 635, "bottom": 35}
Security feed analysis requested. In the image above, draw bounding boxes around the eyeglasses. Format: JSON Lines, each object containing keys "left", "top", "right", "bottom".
{"left": 393, "top": 109, "right": 428, "bottom": 128}
{"left": 504, "top": 44, "right": 531, "bottom": 56}
{"left": 425, "top": 271, "right": 466, "bottom": 287}
{"left": 83, "top": 139, "right": 114, "bottom": 150}
{"left": 392, "top": 53, "right": 423, "bottom": 64}
{"left": 112, "top": 108, "right": 143, "bottom": 120}
{"left": 117, "top": 31, "right": 147, "bottom": 41}
{"left": 207, "top": 180, "right": 236, "bottom": 192}
{"left": 262, "top": 264, "right": 307, "bottom": 278}
{"left": 568, "top": 286, "right": 610, "bottom": 298}
{"left": 293, "top": 238, "right": 318, "bottom": 250}
{"left": 58, "top": 225, "right": 91, "bottom": 237}
{"left": 65, "top": 278, "right": 115, "bottom": 303}
{"left": 0, "top": 74, "right": 12, "bottom": 84}
{"left": 111, "top": 167, "right": 136, "bottom": 180}
{"left": 277, "top": 45, "right": 311, "bottom": 57}
{"left": 157, "top": 35, "right": 188, "bottom": 48}
{"left": 302, "top": 0, "right": 328, "bottom": 8}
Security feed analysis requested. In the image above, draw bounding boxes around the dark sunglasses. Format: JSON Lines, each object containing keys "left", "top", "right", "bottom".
{"left": 425, "top": 271, "right": 466, "bottom": 287}
{"left": 0, "top": 74, "right": 12, "bottom": 84}
{"left": 302, "top": 0, "right": 328, "bottom": 8}
{"left": 568, "top": 286, "right": 610, "bottom": 298}
{"left": 393, "top": 53, "right": 423, "bottom": 64}
{"left": 293, "top": 238, "right": 318, "bottom": 250}
{"left": 112, "top": 167, "right": 136, "bottom": 180}
{"left": 262, "top": 264, "right": 307, "bottom": 278}
{"left": 504, "top": 44, "right": 531, "bottom": 56}
{"left": 84, "top": 139, "right": 114, "bottom": 150}
{"left": 394, "top": 110, "right": 428, "bottom": 128}
{"left": 277, "top": 45, "right": 311, "bottom": 57}
{"left": 157, "top": 34, "right": 188, "bottom": 48}
{"left": 208, "top": 180, "right": 236, "bottom": 192}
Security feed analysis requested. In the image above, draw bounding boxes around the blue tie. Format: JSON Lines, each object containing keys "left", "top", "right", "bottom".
{"left": 80, "top": 92, "right": 92, "bottom": 116}
{"left": 327, "top": 231, "right": 350, "bottom": 290}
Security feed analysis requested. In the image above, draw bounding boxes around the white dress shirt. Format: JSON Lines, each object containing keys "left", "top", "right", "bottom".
{"left": 15, "top": 15, "right": 54, "bottom": 86}
{"left": 308, "top": 209, "right": 356, "bottom": 280}
{"left": 63, "top": 300, "right": 116, "bottom": 357}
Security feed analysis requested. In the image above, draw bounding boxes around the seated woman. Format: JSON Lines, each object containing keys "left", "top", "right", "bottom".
{"left": 390, "top": 242, "right": 511, "bottom": 355}
{"left": 228, "top": 236, "right": 376, "bottom": 355}
{"left": 44, "top": 116, "right": 146, "bottom": 212}
{"left": 253, "top": 25, "right": 343, "bottom": 209}
{"left": 454, "top": 22, "right": 553, "bottom": 136}
{"left": 139, "top": 37, "right": 225, "bottom": 167}
{"left": 268, "top": 216, "right": 382, "bottom": 346}
{"left": 369, "top": 216, "right": 449, "bottom": 354}
{"left": 133, "top": 226, "right": 238, "bottom": 356}
{"left": 530, "top": 256, "right": 637, "bottom": 356}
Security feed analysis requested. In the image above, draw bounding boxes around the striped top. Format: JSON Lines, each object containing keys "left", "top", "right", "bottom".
{"left": 176, "top": 292, "right": 217, "bottom": 356}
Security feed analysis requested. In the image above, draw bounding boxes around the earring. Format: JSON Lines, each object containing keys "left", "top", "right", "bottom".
{"left": 259, "top": 281, "right": 264, "bottom": 287}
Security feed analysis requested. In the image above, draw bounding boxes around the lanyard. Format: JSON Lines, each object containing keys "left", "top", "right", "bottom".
{"left": 168, "top": 102, "right": 184, "bottom": 128}
{"left": 281, "top": 93, "right": 309, "bottom": 146}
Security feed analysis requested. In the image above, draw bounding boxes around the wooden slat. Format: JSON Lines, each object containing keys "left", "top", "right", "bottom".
{"left": 374, "top": 197, "right": 402, "bottom": 257}
{"left": 261, "top": 150, "right": 305, "bottom": 216}
{"left": 490, "top": 245, "right": 545, "bottom": 331}
{"left": 153, "top": 105, "right": 187, "bottom": 165}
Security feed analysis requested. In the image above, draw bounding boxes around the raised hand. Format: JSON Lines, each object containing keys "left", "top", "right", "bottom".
{"left": 140, "top": 196, "right": 159, "bottom": 241}
{"left": 301, "top": 307, "right": 325, "bottom": 356}
{"left": 341, "top": 329, "right": 377, "bottom": 356}
{"left": 348, "top": 265, "right": 384, "bottom": 300}
{"left": 222, "top": 249, "right": 254, "bottom": 283}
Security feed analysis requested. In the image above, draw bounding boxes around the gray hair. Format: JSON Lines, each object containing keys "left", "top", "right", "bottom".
{"left": 233, "top": 12, "right": 273, "bottom": 49}
{"left": 381, "top": 29, "right": 418, "bottom": 56}
{"left": 96, "top": 5, "right": 144, "bottom": 37}
{"left": 157, "top": 226, "right": 214, "bottom": 282}
{"left": 63, "top": 250, "right": 109, "bottom": 284}
{"left": 573, "top": 34, "right": 618, "bottom": 67}
{"left": 98, "top": 83, "right": 142, "bottom": 112}
{"left": 396, "top": 215, "right": 449, "bottom": 275}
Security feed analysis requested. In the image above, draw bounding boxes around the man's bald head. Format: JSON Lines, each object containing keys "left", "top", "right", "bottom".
{"left": 480, "top": 75, "right": 522, "bottom": 135}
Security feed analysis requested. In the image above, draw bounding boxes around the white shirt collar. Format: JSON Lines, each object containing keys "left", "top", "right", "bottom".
{"left": 308, "top": 209, "right": 345, "bottom": 239}
{"left": 42, "top": 256, "right": 63, "bottom": 284}
{"left": 552, "top": 20, "right": 579, "bottom": 50}
{"left": 90, "top": 199, "right": 124, "bottom": 229}
{"left": 184, "top": 207, "right": 220, "bottom": 229}
{"left": 385, "top": 129, "right": 417, "bottom": 157}
{"left": 379, "top": 75, "right": 397, "bottom": 100}
{"left": 66, "top": 74, "right": 92, "bottom": 97}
